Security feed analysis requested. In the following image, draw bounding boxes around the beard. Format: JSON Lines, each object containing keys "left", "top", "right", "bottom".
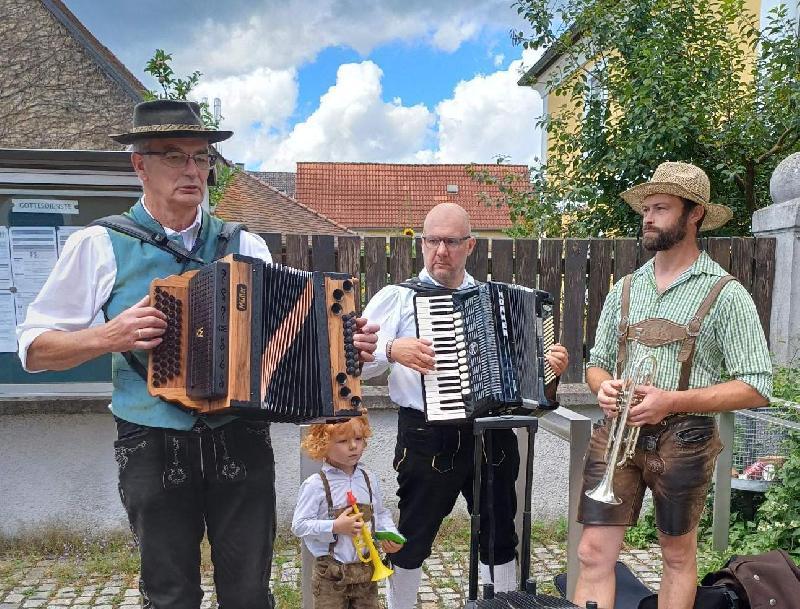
{"left": 643, "top": 214, "right": 690, "bottom": 251}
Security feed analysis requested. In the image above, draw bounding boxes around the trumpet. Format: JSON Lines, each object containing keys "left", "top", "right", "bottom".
{"left": 585, "top": 350, "right": 658, "bottom": 505}
{"left": 346, "top": 491, "right": 393, "bottom": 581}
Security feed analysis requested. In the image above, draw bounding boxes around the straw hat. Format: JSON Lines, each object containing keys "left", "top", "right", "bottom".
{"left": 621, "top": 161, "right": 733, "bottom": 231}
{"left": 110, "top": 99, "right": 232, "bottom": 145}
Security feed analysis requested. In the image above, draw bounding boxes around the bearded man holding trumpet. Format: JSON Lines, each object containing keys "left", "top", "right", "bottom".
{"left": 572, "top": 162, "right": 772, "bottom": 609}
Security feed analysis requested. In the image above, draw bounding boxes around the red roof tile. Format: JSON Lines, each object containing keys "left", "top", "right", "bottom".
{"left": 215, "top": 171, "right": 352, "bottom": 235}
{"left": 295, "top": 163, "right": 529, "bottom": 230}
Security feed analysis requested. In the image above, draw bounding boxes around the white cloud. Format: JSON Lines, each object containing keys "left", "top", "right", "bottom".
{"left": 493, "top": 53, "right": 505, "bottom": 67}
{"left": 431, "top": 16, "right": 481, "bottom": 52}
{"left": 176, "top": 0, "right": 519, "bottom": 77}
{"left": 430, "top": 48, "right": 545, "bottom": 165}
{"left": 190, "top": 67, "right": 298, "bottom": 167}
{"left": 214, "top": 48, "right": 547, "bottom": 171}
{"left": 258, "top": 61, "right": 434, "bottom": 171}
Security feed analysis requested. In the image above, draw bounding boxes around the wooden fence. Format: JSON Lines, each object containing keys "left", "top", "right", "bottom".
{"left": 258, "top": 234, "right": 776, "bottom": 383}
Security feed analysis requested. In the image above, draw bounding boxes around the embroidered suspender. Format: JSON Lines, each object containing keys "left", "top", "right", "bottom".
{"left": 318, "top": 469, "right": 375, "bottom": 557}
{"left": 616, "top": 274, "right": 736, "bottom": 390}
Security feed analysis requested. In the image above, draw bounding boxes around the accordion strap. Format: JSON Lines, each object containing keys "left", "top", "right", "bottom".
{"left": 319, "top": 468, "right": 375, "bottom": 556}
{"left": 92, "top": 214, "right": 246, "bottom": 383}
{"left": 397, "top": 277, "right": 477, "bottom": 293}
{"left": 91, "top": 214, "right": 206, "bottom": 264}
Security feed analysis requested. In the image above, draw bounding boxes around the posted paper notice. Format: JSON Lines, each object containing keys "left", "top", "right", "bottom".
{"left": 0, "top": 291, "right": 17, "bottom": 352}
{"left": 9, "top": 227, "right": 58, "bottom": 294}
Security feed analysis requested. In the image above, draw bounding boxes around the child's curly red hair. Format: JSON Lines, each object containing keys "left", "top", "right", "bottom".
{"left": 301, "top": 414, "right": 373, "bottom": 461}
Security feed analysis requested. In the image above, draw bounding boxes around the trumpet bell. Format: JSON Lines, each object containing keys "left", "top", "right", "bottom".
{"left": 585, "top": 476, "right": 622, "bottom": 505}
{"left": 371, "top": 558, "right": 394, "bottom": 581}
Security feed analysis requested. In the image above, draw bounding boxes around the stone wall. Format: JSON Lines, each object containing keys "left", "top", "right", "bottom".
{"left": 0, "top": 0, "right": 142, "bottom": 150}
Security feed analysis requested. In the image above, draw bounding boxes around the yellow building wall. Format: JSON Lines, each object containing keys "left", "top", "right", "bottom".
{"left": 542, "top": 0, "right": 763, "bottom": 154}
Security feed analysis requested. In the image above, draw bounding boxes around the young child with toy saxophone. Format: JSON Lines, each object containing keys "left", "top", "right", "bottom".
{"left": 292, "top": 414, "right": 404, "bottom": 609}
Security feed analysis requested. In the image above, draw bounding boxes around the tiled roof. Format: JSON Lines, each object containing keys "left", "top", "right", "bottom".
{"left": 215, "top": 170, "right": 352, "bottom": 235}
{"left": 248, "top": 171, "right": 296, "bottom": 198}
{"left": 295, "top": 163, "right": 529, "bottom": 230}
{"left": 43, "top": 0, "right": 148, "bottom": 102}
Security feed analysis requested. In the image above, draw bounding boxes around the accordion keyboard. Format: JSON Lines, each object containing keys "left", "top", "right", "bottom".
{"left": 413, "top": 282, "right": 559, "bottom": 424}
{"left": 415, "top": 295, "right": 470, "bottom": 421}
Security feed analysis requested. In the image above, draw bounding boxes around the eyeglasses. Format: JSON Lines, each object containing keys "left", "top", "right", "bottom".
{"left": 137, "top": 151, "right": 217, "bottom": 170}
{"left": 421, "top": 235, "right": 472, "bottom": 248}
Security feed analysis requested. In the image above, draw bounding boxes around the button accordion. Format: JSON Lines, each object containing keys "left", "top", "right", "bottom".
{"left": 146, "top": 254, "right": 363, "bottom": 422}
{"left": 413, "top": 282, "right": 559, "bottom": 424}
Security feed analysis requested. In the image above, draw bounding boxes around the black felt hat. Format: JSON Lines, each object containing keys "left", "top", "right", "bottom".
{"left": 110, "top": 99, "right": 232, "bottom": 144}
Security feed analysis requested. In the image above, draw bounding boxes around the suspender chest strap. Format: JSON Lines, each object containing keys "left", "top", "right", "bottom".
{"left": 615, "top": 273, "right": 737, "bottom": 391}
{"left": 318, "top": 469, "right": 375, "bottom": 557}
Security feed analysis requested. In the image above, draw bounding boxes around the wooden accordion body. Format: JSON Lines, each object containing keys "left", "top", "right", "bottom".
{"left": 413, "top": 281, "right": 559, "bottom": 424}
{"left": 147, "top": 254, "right": 363, "bottom": 422}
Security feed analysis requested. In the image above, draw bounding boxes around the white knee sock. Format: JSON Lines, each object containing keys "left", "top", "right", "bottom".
{"left": 387, "top": 565, "right": 422, "bottom": 609}
{"left": 479, "top": 559, "right": 518, "bottom": 593}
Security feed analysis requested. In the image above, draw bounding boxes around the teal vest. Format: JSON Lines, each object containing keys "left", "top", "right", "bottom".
{"left": 104, "top": 200, "right": 241, "bottom": 430}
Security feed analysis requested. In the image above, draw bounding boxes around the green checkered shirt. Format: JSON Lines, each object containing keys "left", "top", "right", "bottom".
{"left": 588, "top": 251, "right": 772, "bottom": 401}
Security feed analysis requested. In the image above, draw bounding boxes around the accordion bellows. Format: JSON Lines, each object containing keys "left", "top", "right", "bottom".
{"left": 147, "top": 254, "right": 363, "bottom": 422}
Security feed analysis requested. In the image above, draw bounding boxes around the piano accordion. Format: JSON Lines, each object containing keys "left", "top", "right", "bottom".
{"left": 147, "top": 254, "right": 363, "bottom": 422}
{"left": 413, "top": 282, "right": 559, "bottom": 424}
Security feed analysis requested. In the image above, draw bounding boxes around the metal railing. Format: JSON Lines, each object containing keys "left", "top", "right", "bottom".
{"left": 515, "top": 407, "right": 591, "bottom": 600}
{"left": 713, "top": 401, "right": 800, "bottom": 551}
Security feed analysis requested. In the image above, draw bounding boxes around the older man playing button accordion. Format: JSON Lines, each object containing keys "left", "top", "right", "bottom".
{"left": 17, "top": 99, "right": 379, "bottom": 609}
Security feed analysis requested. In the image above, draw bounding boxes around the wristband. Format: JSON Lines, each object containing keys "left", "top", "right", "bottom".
{"left": 386, "top": 339, "right": 395, "bottom": 362}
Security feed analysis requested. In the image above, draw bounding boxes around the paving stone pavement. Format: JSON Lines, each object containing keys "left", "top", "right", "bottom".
{"left": 0, "top": 544, "right": 662, "bottom": 608}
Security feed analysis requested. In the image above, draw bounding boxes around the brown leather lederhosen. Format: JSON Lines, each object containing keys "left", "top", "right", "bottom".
{"left": 312, "top": 471, "right": 380, "bottom": 607}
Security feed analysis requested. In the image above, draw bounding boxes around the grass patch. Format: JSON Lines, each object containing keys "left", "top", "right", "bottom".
{"left": 435, "top": 516, "right": 472, "bottom": 548}
{"left": 273, "top": 581, "right": 301, "bottom": 609}
{"left": 530, "top": 517, "right": 568, "bottom": 546}
{"left": 0, "top": 556, "right": 31, "bottom": 588}
{"left": 431, "top": 514, "right": 568, "bottom": 557}
{"left": 0, "top": 526, "right": 139, "bottom": 586}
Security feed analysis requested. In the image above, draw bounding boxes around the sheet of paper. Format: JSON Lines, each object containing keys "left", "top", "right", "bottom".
{"left": 9, "top": 227, "right": 58, "bottom": 294}
{"left": 0, "top": 291, "right": 17, "bottom": 352}
{"left": 56, "top": 226, "right": 82, "bottom": 256}
{"left": 13, "top": 292, "right": 36, "bottom": 330}
{"left": 0, "top": 227, "right": 11, "bottom": 290}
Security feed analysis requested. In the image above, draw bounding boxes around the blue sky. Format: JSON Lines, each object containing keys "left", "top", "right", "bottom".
{"left": 64, "top": 0, "right": 544, "bottom": 171}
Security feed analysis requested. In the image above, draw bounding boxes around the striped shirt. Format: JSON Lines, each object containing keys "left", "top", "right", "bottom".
{"left": 588, "top": 251, "right": 772, "bottom": 402}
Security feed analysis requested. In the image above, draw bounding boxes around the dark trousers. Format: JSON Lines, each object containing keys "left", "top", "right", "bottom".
{"left": 114, "top": 417, "right": 276, "bottom": 609}
{"left": 389, "top": 408, "right": 520, "bottom": 570}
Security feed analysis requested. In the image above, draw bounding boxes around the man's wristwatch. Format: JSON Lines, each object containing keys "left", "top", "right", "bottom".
{"left": 386, "top": 339, "right": 395, "bottom": 363}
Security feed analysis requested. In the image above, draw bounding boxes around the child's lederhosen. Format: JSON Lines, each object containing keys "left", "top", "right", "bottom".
{"left": 311, "top": 469, "right": 381, "bottom": 609}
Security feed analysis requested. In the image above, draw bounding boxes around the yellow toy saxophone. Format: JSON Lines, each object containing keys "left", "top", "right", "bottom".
{"left": 346, "top": 491, "right": 393, "bottom": 581}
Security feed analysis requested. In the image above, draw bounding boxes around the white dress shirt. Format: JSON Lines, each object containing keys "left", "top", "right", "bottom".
{"left": 291, "top": 461, "right": 398, "bottom": 562}
{"left": 16, "top": 201, "right": 272, "bottom": 371}
{"left": 360, "top": 268, "right": 476, "bottom": 411}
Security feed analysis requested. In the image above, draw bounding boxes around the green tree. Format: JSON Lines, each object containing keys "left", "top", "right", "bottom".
{"left": 505, "top": 0, "right": 800, "bottom": 237}
{"left": 143, "top": 49, "right": 220, "bottom": 128}
{"left": 142, "top": 49, "right": 237, "bottom": 211}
